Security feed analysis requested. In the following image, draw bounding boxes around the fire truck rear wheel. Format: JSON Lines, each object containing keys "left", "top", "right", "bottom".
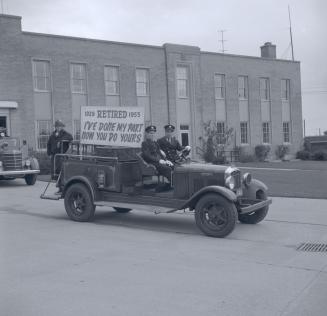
{"left": 64, "top": 183, "right": 95, "bottom": 222}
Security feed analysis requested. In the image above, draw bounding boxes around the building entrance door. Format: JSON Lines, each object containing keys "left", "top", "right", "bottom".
{"left": 0, "top": 116, "right": 7, "bottom": 129}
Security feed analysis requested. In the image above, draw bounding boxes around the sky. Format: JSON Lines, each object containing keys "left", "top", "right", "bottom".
{"left": 2, "top": 0, "right": 327, "bottom": 136}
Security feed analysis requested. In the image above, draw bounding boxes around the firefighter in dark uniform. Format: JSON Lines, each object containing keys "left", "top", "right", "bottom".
{"left": 157, "top": 124, "right": 191, "bottom": 163}
{"left": 141, "top": 125, "right": 173, "bottom": 185}
{"left": 47, "top": 120, "right": 73, "bottom": 180}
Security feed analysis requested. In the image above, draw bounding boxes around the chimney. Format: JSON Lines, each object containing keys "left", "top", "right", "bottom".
{"left": 260, "top": 42, "right": 276, "bottom": 59}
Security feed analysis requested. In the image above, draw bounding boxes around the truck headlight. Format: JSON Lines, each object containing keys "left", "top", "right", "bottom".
{"left": 225, "top": 176, "right": 236, "bottom": 190}
{"left": 243, "top": 172, "right": 252, "bottom": 186}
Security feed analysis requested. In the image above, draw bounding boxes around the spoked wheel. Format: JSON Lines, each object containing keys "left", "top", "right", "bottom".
{"left": 64, "top": 183, "right": 95, "bottom": 222}
{"left": 195, "top": 193, "right": 237, "bottom": 238}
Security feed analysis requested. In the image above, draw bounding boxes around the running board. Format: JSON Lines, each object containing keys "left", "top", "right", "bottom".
{"left": 40, "top": 193, "right": 61, "bottom": 200}
{"left": 94, "top": 200, "right": 177, "bottom": 214}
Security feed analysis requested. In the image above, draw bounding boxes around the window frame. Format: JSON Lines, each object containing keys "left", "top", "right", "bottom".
{"left": 70, "top": 63, "right": 87, "bottom": 94}
{"left": 36, "top": 120, "right": 52, "bottom": 151}
{"left": 176, "top": 66, "right": 189, "bottom": 99}
{"left": 238, "top": 76, "right": 248, "bottom": 100}
{"left": 32, "top": 60, "right": 51, "bottom": 92}
{"left": 216, "top": 121, "right": 226, "bottom": 145}
{"left": 281, "top": 79, "right": 290, "bottom": 100}
{"left": 214, "top": 73, "right": 225, "bottom": 99}
{"left": 260, "top": 78, "right": 270, "bottom": 101}
{"left": 262, "top": 121, "right": 271, "bottom": 144}
{"left": 104, "top": 65, "right": 120, "bottom": 96}
{"left": 283, "top": 121, "right": 291, "bottom": 144}
{"left": 136, "top": 67, "right": 150, "bottom": 97}
{"left": 240, "top": 121, "right": 249, "bottom": 144}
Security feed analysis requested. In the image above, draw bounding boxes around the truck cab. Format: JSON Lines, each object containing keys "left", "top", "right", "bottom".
{"left": 0, "top": 128, "right": 40, "bottom": 185}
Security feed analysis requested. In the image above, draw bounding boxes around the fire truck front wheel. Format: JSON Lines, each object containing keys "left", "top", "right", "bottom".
{"left": 64, "top": 183, "right": 95, "bottom": 222}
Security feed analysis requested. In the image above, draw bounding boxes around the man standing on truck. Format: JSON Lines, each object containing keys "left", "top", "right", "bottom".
{"left": 47, "top": 120, "right": 73, "bottom": 180}
{"left": 158, "top": 124, "right": 191, "bottom": 163}
{"left": 141, "top": 125, "right": 173, "bottom": 187}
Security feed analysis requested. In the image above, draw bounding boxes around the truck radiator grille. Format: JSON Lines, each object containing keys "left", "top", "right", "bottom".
{"left": 2, "top": 152, "right": 23, "bottom": 171}
{"left": 232, "top": 170, "right": 242, "bottom": 189}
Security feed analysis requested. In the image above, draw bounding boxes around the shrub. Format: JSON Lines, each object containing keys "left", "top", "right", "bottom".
{"left": 312, "top": 150, "right": 327, "bottom": 161}
{"left": 255, "top": 145, "right": 270, "bottom": 162}
{"left": 296, "top": 150, "right": 311, "bottom": 160}
{"left": 237, "top": 146, "right": 256, "bottom": 163}
{"left": 275, "top": 145, "right": 290, "bottom": 160}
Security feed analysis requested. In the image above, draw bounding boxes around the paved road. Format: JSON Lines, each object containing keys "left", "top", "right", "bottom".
{"left": 1, "top": 180, "right": 327, "bottom": 316}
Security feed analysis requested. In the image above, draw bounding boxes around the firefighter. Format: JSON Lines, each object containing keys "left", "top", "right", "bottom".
{"left": 141, "top": 125, "right": 173, "bottom": 187}
{"left": 47, "top": 120, "right": 73, "bottom": 180}
{"left": 157, "top": 124, "right": 191, "bottom": 163}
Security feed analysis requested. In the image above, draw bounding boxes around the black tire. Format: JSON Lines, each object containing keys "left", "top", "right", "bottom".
{"left": 238, "top": 191, "right": 269, "bottom": 224}
{"left": 113, "top": 207, "right": 132, "bottom": 213}
{"left": 64, "top": 183, "right": 95, "bottom": 222}
{"left": 25, "top": 157, "right": 39, "bottom": 186}
{"left": 195, "top": 193, "right": 237, "bottom": 238}
{"left": 25, "top": 174, "right": 37, "bottom": 185}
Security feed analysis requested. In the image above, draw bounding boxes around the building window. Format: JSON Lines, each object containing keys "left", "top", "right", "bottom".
{"left": 37, "top": 120, "right": 51, "bottom": 150}
{"left": 71, "top": 63, "right": 87, "bottom": 94}
{"left": 217, "top": 121, "right": 225, "bottom": 144}
{"left": 283, "top": 122, "right": 290, "bottom": 143}
{"left": 214, "top": 74, "right": 225, "bottom": 99}
{"left": 32, "top": 60, "right": 50, "bottom": 92}
{"left": 238, "top": 76, "right": 248, "bottom": 99}
{"left": 73, "top": 120, "right": 81, "bottom": 140}
{"left": 240, "top": 122, "right": 248, "bottom": 144}
{"left": 260, "top": 78, "right": 270, "bottom": 100}
{"left": 136, "top": 68, "right": 149, "bottom": 96}
{"left": 177, "top": 66, "right": 189, "bottom": 98}
{"left": 104, "top": 66, "right": 120, "bottom": 95}
{"left": 180, "top": 124, "right": 190, "bottom": 146}
{"left": 262, "top": 122, "right": 270, "bottom": 143}
{"left": 281, "top": 79, "right": 290, "bottom": 100}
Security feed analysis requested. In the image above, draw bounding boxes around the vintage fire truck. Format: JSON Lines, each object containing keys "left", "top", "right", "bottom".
{"left": 0, "top": 128, "right": 40, "bottom": 185}
{"left": 40, "top": 106, "right": 271, "bottom": 238}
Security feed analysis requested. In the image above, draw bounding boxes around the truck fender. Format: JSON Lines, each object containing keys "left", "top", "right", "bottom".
{"left": 242, "top": 179, "right": 268, "bottom": 200}
{"left": 183, "top": 185, "right": 237, "bottom": 210}
{"left": 63, "top": 176, "right": 98, "bottom": 201}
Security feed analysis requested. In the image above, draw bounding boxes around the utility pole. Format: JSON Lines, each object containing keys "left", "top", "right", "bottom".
{"left": 288, "top": 5, "right": 295, "bottom": 61}
{"left": 1, "top": 0, "right": 4, "bottom": 14}
{"left": 218, "top": 30, "right": 227, "bottom": 53}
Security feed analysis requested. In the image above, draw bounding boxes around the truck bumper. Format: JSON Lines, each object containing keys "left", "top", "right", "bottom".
{"left": 238, "top": 198, "right": 272, "bottom": 215}
{"left": 0, "top": 169, "right": 40, "bottom": 177}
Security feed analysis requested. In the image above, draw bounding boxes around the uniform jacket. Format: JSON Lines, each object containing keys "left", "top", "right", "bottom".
{"left": 157, "top": 136, "right": 183, "bottom": 162}
{"left": 141, "top": 139, "right": 164, "bottom": 164}
{"left": 47, "top": 129, "right": 73, "bottom": 156}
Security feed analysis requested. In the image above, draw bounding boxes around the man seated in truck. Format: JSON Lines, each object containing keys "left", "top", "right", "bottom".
{"left": 158, "top": 124, "right": 191, "bottom": 164}
{"left": 141, "top": 125, "right": 173, "bottom": 188}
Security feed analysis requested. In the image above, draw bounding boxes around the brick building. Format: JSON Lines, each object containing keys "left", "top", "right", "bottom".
{"left": 0, "top": 14, "right": 303, "bottom": 157}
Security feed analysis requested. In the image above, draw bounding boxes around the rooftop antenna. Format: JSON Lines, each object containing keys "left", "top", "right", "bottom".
{"left": 288, "top": 5, "right": 295, "bottom": 61}
{"left": 218, "top": 30, "right": 227, "bottom": 53}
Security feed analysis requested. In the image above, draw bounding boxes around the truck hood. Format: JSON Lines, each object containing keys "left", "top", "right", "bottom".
{"left": 175, "top": 162, "right": 231, "bottom": 173}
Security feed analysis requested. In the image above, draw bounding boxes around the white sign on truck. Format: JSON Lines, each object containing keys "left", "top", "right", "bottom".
{"left": 80, "top": 106, "right": 144, "bottom": 148}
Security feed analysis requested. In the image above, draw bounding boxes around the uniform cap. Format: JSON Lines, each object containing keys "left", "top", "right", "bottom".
{"left": 54, "top": 120, "right": 65, "bottom": 127}
{"left": 145, "top": 125, "right": 156, "bottom": 133}
{"left": 164, "top": 124, "right": 175, "bottom": 132}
